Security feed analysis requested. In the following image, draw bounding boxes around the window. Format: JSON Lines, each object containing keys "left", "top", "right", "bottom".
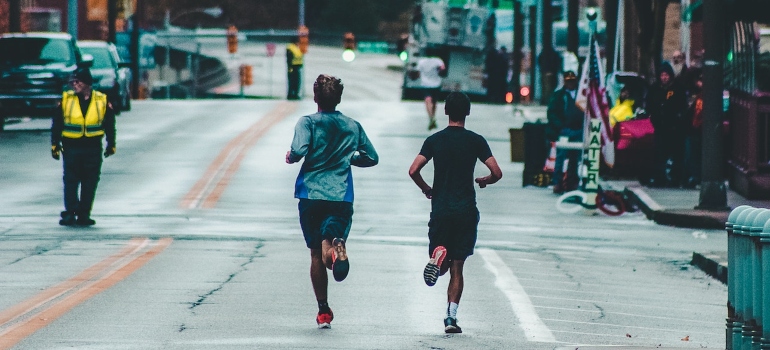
{"left": 0, "top": 38, "right": 75, "bottom": 65}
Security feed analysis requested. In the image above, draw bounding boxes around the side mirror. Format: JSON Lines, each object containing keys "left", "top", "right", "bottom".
{"left": 80, "top": 54, "right": 94, "bottom": 68}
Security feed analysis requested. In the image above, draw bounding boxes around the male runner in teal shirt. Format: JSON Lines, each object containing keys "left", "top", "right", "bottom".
{"left": 286, "top": 74, "right": 378, "bottom": 329}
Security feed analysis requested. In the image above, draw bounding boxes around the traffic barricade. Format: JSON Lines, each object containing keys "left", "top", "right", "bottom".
{"left": 726, "top": 205, "right": 770, "bottom": 350}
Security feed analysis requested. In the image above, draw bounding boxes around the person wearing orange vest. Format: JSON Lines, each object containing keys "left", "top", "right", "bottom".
{"left": 286, "top": 36, "right": 304, "bottom": 100}
{"left": 51, "top": 67, "right": 116, "bottom": 226}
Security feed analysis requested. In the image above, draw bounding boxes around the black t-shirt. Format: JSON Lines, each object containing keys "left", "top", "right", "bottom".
{"left": 419, "top": 126, "right": 493, "bottom": 215}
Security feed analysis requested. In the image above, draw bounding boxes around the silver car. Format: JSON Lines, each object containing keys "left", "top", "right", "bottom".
{"left": 77, "top": 40, "right": 132, "bottom": 112}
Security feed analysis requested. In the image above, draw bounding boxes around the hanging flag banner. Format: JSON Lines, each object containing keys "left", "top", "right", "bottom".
{"left": 575, "top": 28, "right": 615, "bottom": 169}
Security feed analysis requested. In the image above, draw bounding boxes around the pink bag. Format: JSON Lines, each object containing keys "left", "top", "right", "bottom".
{"left": 612, "top": 118, "right": 654, "bottom": 176}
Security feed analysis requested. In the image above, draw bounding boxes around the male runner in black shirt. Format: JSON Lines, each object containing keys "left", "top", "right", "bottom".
{"left": 408, "top": 91, "right": 502, "bottom": 333}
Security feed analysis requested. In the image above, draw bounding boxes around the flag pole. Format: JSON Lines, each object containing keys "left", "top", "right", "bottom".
{"left": 581, "top": 9, "right": 601, "bottom": 212}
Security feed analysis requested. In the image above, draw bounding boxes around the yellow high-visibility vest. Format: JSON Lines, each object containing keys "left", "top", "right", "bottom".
{"left": 287, "top": 43, "right": 303, "bottom": 66}
{"left": 61, "top": 90, "right": 108, "bottom": 139}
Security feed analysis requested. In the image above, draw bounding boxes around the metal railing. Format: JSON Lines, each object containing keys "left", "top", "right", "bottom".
{"left": 726, "top": 205, "right": 770, "bottom": 350}
{"left": 729, "top": 90, "right": 770, "bottom": 174}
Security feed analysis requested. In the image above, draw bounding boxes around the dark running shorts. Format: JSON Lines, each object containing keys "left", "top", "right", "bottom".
{"left": 298, "top": 199, "right": 354, "bottom": 249}
{"left": 423, "top": 88, "right": 439, "bottom": 100}
{"left": 427, "top": 208, "right": 479, "bottom": 260}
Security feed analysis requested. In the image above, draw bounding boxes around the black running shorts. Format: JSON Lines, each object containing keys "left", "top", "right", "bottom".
{"left": 298, "top": 199, "right": 354, "bottom": 249}
{"left": 427, "top": 208, "right": 479, "bottom": 260}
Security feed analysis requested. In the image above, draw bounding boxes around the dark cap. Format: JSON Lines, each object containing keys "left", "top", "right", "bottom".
{"left": 563, "top": 70, "right": 577, "bottom": 80}
{"left": 72, "top": 67, "right": 93, "bottom": 86}
{"left": 659, "top": 62, "right": 674, "bottom": 77}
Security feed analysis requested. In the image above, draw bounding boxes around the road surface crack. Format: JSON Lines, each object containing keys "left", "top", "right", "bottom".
{"left": 8, "top": 240, "right": 62, "bottom": 265}
{"left": 188, "top": 243, "right": 263, "bottom": 311}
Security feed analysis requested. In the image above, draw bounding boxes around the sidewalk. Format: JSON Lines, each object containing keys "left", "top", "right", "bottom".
{"left": 604, "top": 178, "right": 770, "bottom": 284}
{"left": 506, "top": 102, "right": 767, "bottom": 284}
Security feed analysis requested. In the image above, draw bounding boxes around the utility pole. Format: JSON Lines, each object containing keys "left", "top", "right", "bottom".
{"left": 529, "top": 5, "right": 537, "bottom": 102}
{"left": 130, "top": 0, "right": 144, "bottom": 98}
{"left": 108, "top": 0, "right": 118, "bottom": 43}
{"left": 68, "top": 0, "right": 78, "bottom": 39}
{"left": 567, "top": 0, "right": 579, "bottom": 56}
{"left": 697, "top": 0, "right": 728, "bottom": 210}
{"left": 604, "top": 0, "right": 619, "bottom": 74}
{"left": 9, "top": 0, "right": 21, "bottom": 32}
{"left": 299, "top": 0, "right": 305, "bottom": 27}
{"left": 512, "top": 1, "right": 523, "bottom": 103}
{"left": 539, "top": 0, "right": 558, "bottom": 105}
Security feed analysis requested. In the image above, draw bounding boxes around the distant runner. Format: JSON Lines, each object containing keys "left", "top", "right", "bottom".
{"left": 414, "top": 55, "right": 446, "bottom": 130}
{"left": 408, "top": 91, "right": 502, "bottom": 333}
{"left": 286, "top": 74, "right": 379, "bottom": 329}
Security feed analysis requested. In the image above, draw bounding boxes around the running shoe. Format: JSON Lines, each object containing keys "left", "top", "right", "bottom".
{"left": 428, "top": 118, "right": 437, "bottom": 130}
{"left": 444, "top": 316, "right": 462, "bottom": 333}
{"left": 316, "top": 309, "right": 334, "bottom": 329}
{"left": 423, "top": 246, "right": 447, "bottom": 286}
{"left": 331, "top": 238, "right": 349, "bottom": 282}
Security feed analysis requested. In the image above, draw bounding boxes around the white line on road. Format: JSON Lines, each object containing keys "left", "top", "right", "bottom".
{"left": 479, "top": 248, "right": 557, "bottom": 343}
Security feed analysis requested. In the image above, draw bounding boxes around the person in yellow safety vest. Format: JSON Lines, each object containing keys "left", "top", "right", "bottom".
{"left": 286, "top": 36, "right": 304, "bottom": 100}
{"left": 51, "top": 67, "right": 116, "bottom": 226}
{"left": 608, "top": 86, "right": 636, "bottom": 129}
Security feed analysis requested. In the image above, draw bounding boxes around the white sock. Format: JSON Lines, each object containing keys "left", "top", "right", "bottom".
{"left": 447, "top": 302, "right": 459, "bottom": 319}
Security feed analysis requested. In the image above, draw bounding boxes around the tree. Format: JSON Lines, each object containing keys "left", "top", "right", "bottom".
{"left": 633, "top": 0, "right": 669, "bottom": 81}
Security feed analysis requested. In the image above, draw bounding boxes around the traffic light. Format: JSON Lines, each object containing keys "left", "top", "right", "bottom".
{"left": 343, "top": 32, "right": 356, "bottom": 50}
{"left": 342, "top": 32, "right": 356, "bottom": 62}
{"left": 396, "top": 34, "right": 408, "bottom": 62}
{"left": 239, "top": 64, "right": 253, "bottom": 86}
{"left": 227, "top": 25, "right": 238, "bottom": 54}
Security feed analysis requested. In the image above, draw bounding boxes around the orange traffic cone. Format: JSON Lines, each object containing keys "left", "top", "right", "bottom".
{"left": 543, "top": 142, "right": 556, "bottom": 172}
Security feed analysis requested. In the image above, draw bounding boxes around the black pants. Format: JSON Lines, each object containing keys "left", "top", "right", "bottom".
{"left": 287, "top": 66, "right": 302, "bottom": 99}
{"left": 62, "top": 146, "right": 102, "bottom": 217}
{"left": 653, "top": 129, "right": 685, "bottom": 185}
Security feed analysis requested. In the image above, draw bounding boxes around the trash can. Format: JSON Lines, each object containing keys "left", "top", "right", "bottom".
{"left": 521, "top": 122, "right": 549, "bottom": 187}
{"left": 509, "top": 128, "right": 524, "bottom": 162}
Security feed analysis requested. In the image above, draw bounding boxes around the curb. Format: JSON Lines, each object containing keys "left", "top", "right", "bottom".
{"left": 691, "top": 252, "right": 728, "bottom": 284}
{"left": 623, "top": 186, "right": 727, "bottom": 229}
{"left": 624, "top": 185, "right": 728, "bottom": 284}
{"left": 555, "top": 347, "right": 695, "bottom": 350}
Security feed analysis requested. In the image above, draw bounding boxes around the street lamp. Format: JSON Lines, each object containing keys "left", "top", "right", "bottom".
{"left": 164, "top": 7, "right": 223, "bottom": 29}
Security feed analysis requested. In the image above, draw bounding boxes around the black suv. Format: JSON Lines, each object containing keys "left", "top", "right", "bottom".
{"left": 0, "top": 32, "right": 91, "bottom": 131}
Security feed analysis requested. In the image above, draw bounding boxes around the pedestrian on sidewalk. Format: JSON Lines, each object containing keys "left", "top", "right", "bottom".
{"left": 51, "top": 67, "right": 116, "bottom": 226}
{"left": 408, "top": 91, "right": 502, "bottom": 334}
{"left": 545, "top": 70, "right": 583, "bottom": 194}
{"left": 285, "top": 74, "right": 379, "bottom": 329}
{"left": 646, "top": 62, "right": 688, "bottom": 187}
{"left": 286, "top": 36, "right": 304, "bottom": 100}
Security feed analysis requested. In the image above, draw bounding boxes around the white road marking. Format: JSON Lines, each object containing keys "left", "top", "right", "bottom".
{"left": 479, "top": 248, "right": 557, "bottom": 343}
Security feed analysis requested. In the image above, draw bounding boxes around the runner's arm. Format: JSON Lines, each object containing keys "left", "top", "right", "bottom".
{"left": 351, "top": 126, "right": 379, "bottom": 167}
{"left": 408, "top": 155, "right": 432, "bottom": 199}
{"left": 475, "top": 156, "right": 502, "bottom": 188}
{"left": 287, "top": 117, "right": 310, "bottom": 164}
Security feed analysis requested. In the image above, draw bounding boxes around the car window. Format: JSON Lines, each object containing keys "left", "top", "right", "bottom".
{"left": 0, "top": 38, "right": 76, "bottom": 65}
{"left": 79, "top": 46, "right": 115, "bottom": 69}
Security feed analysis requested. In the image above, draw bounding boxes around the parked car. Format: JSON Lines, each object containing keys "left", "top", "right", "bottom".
{"left": 77, "top": 40, "right": 132, "bottom": 112}
{"left": 0, "top": 32, "right": 91, "bottom": 131}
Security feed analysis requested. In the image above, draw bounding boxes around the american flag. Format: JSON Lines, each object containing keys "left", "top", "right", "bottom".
{"left": 575, "top": 32, "right": 615, "bottom": 168}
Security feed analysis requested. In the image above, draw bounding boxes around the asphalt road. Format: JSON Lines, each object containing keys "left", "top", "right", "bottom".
{"left": 0, "top": 45, "right": 728, "bottom": 349}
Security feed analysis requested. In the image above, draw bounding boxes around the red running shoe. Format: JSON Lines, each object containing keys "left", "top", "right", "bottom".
{"left": 423, "top": 246, "right": 447, "bottom": 286}
{"left": 316, "top": 309, "right": 334, "bottom": 329}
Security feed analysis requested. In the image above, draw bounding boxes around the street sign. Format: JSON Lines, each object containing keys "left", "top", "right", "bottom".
{"left": 266, "top": 43, "right": 276, "bottom": 57}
